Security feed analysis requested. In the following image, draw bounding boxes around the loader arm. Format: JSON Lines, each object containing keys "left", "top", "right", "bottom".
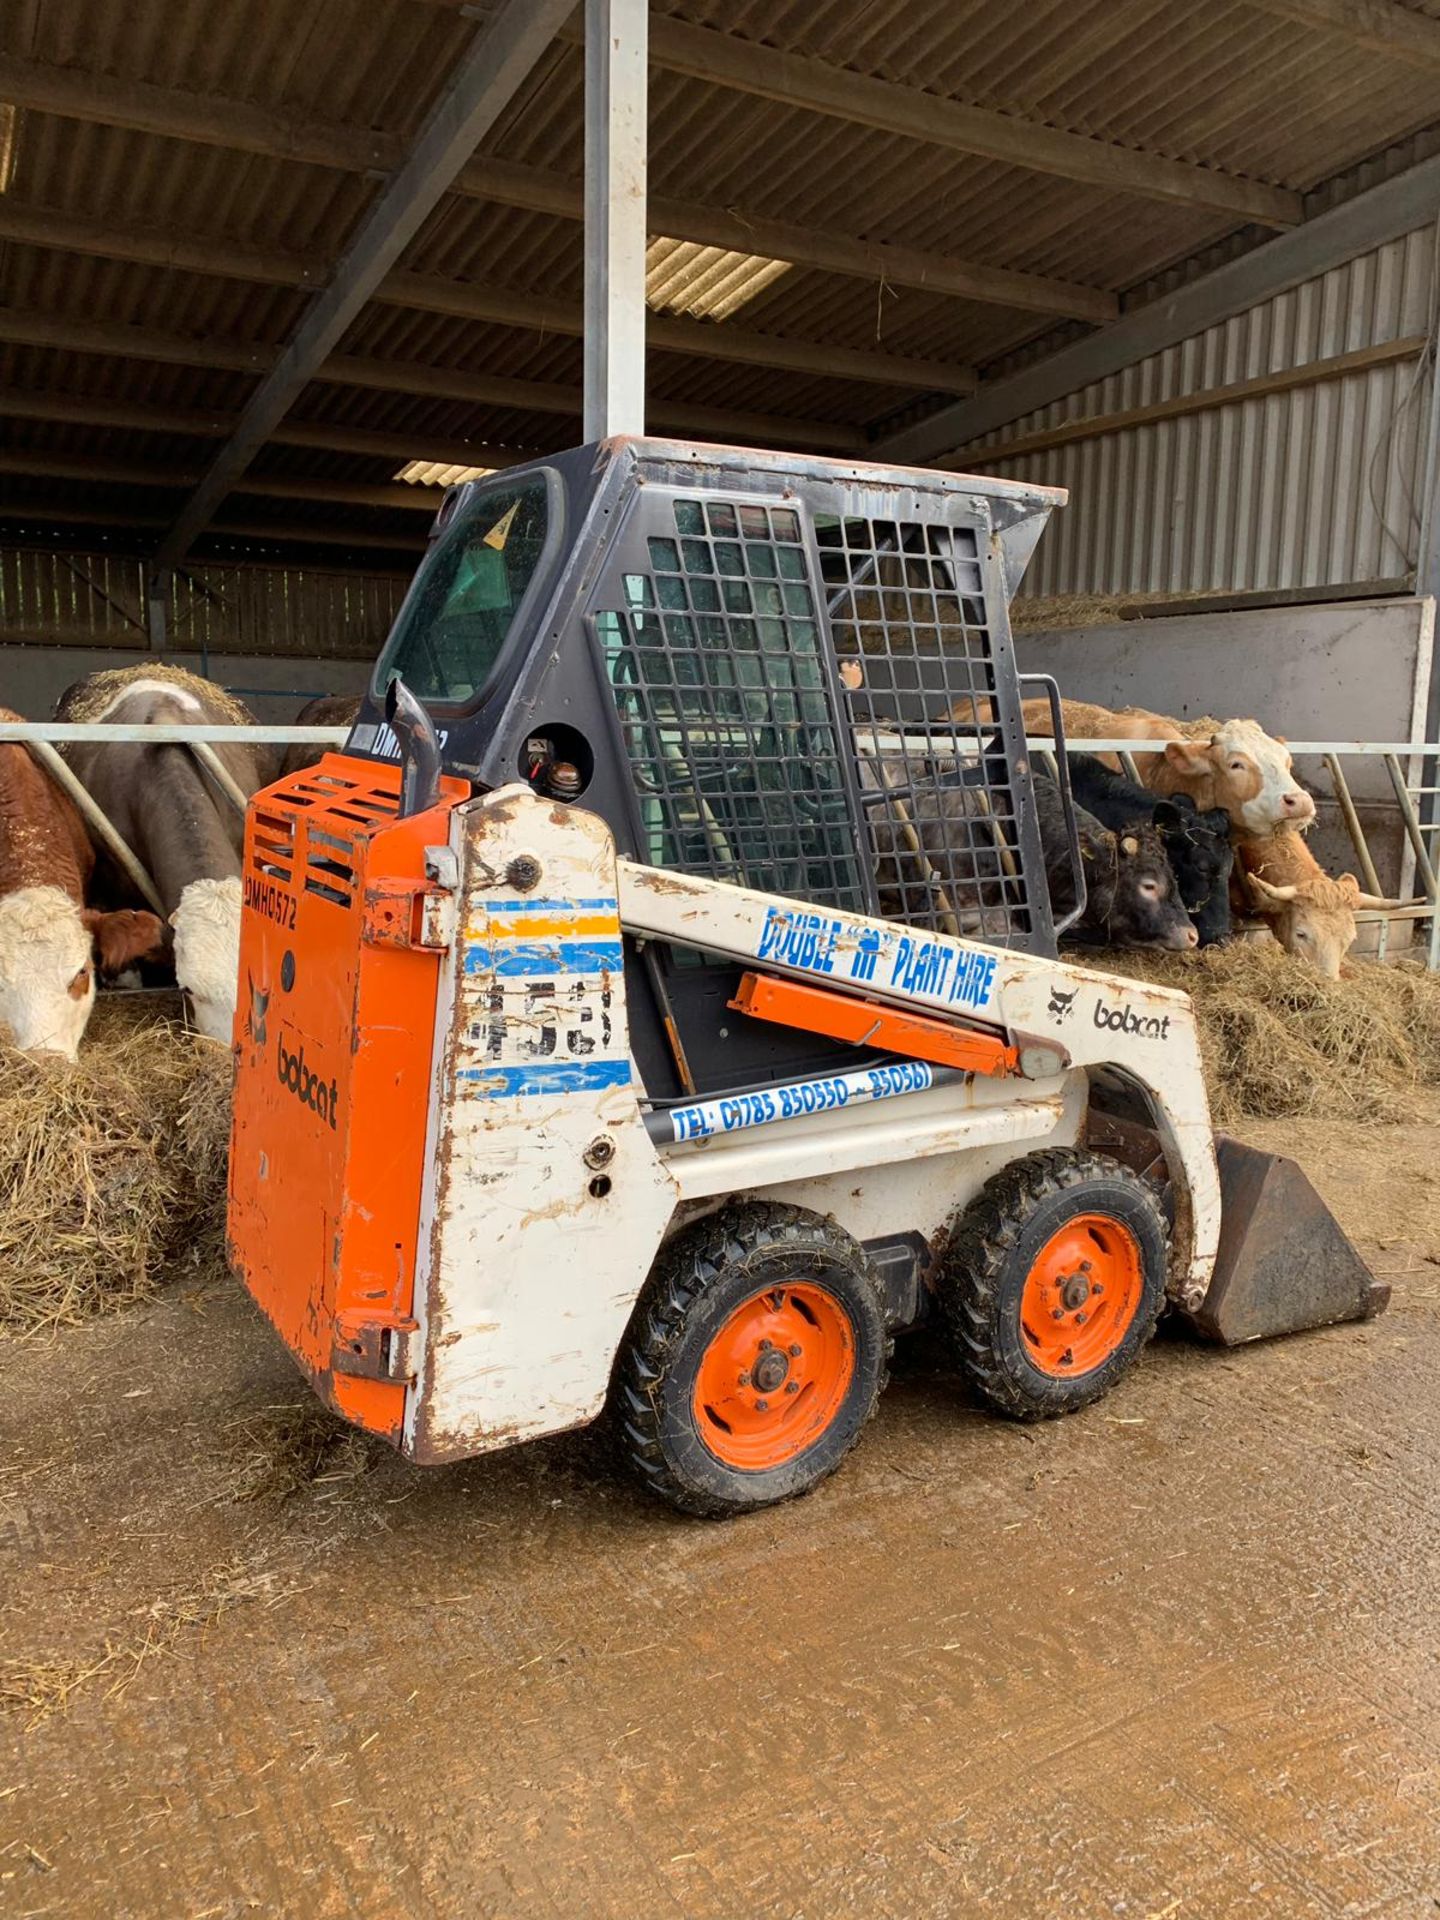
{"left": 613, "top": 847, "right": 1223, "bottom": 1312}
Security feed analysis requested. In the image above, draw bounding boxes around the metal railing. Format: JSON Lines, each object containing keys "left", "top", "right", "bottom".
{"left": 1, "top": 722, "right": 1435, "bottom": 967}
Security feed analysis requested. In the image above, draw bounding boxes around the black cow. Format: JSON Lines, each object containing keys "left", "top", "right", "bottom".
{"left": 1033, "top": 774, "right": 1198, "bottom": 952}
{"left": 1066, "top": 753, "right": 1233, "bottom": 946}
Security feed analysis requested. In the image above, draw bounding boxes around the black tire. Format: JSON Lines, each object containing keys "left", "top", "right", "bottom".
{"left": 612, "top": 1202, "right": 888, "bottom": 1519}
{"left": 940, "top": 1147, "right": 1168, "bottom": 1421}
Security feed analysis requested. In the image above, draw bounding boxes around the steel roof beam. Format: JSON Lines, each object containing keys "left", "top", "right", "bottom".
{"left": 0, "top": 388, "right": 531, "bottom": 468}
{"left": 634, "top": 16, "right": 1303, "bottom": 230}
{"left": 0, "top": 307, "right": 864, "bottom": 452}
{"left": 1248, "top": 0, "right": 1440, "bottom": 67}
{"left": 0, "top": 197, "right": 979, "bottom": 392}
{"left": 0, "top": 450, "right": 447, "bottom": 511}
{"left": 871, "top": 150, "right": 1440, "bottom": 465}
{"left": 152, "top": 0, "right": 575, "bottom": 571}
{"left": 0, "top": 54, "right": 1117, "bottom": 325}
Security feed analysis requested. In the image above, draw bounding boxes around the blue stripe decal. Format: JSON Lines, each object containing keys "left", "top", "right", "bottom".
{"left": 484, "top": 898, "right": 618, "bottom": 913}
{"left": 465, "top": 939, "right": 625, "bottom": 977}
{"left": 457, "top": 1059, "right": 632, "bottom": 1097}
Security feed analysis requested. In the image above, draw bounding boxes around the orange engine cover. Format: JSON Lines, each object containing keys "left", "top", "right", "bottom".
{"left": 227, "top": 752, "right": 467, "bottom": 1442}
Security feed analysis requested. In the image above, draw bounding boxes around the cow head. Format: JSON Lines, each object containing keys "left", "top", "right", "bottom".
{"left": 1243, "top": 870, "right": 1408, "bottom": 977}
{"left": 0, "top": 886, "right": 158, "bottom": 1059}
{"left": 170, "top": 875, "right": 242, "bottom": 1043}
{"left": 1153, "top": 799, "right": 1234, "bottom": 947}
{"left": 1159, "top": 720, "right": 1315, "bottom": 836}
{"left": 0, "top": 886, "right": 95, "bottom": 1058}
{"left": 1098, "top": 827, "right": 1200, "bottom": 951}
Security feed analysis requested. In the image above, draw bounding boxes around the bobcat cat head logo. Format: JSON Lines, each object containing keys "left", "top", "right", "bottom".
{"left": 1048, "top": 986, "right": 1077, "bottom": 1024}
{"left": 246, "top": 973, "right": 270, "bottom": 1047}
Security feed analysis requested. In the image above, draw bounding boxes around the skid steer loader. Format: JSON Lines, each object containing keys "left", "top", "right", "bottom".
{"left": 227, "top": 439, "right": 1385, "bottom": 1518}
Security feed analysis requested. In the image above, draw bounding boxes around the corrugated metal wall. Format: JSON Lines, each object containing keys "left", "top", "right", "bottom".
{"left": 969, "top": 224, "right": 1438, "bottom": 602}
{"left": 0, "top": 547, "right": 409, "bottom": 661}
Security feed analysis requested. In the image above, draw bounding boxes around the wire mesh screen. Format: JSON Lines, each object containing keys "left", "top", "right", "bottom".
{"left": 595, "top": 495, "right": 868, "bottom": 910}
{"left": 817, "top": 515, "right": 1033, "bottom": 945}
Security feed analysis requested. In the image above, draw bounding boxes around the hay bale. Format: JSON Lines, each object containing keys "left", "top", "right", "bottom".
{"left": 1094, "top": 943, "right": 1440, "bottom": 1125}
{"left": 0, "top": 995, "right": 232, "bottom": 1333}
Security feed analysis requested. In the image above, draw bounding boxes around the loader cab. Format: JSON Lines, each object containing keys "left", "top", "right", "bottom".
{"left": 348, "top": 438, "right": 1066, "bottom": 1102}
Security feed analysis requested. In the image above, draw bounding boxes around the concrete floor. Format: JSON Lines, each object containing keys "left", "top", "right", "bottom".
{"left": 2, "top": 1109, "right": 1438, "bottom": 1918}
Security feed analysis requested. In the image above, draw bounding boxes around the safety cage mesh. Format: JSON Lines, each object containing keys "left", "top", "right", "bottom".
{"left": 594, "top": 491, "right": 1036, "bottom": 946}
{"left": 819, "top": 513, "right": 1031, "bottom": 945}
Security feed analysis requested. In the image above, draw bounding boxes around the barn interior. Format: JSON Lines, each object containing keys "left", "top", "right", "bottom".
{"left": 4, "top": 6, "right": 1440, "bottom": 1916}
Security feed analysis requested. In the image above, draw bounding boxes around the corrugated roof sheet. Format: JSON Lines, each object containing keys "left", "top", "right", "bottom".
{"left": 2, "top": 0, "right": 1439, "bottom": 561}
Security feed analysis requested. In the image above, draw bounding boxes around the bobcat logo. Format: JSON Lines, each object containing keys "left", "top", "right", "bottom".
{"left": 1048, "top": 986, "right": 1077, "bottom": 1024}
{"left": 246, "top": 973, "right": 270, "bottom": 1047}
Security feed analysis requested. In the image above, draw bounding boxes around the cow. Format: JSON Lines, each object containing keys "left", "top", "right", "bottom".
{"left": 1016, "top": 698, "right": 1316, "bottom": 837}
{"left": 1033, "top": 773, "right": 1198, "bottom": 951}
{"left": 278, "top": 692, "right": 362, "bottom": 779}
{"left": 1236, "top": 832, "right": 1403, "bottom": 978}
{"left": 57, "top": 671, "right": 277, "bottom": 1043}
{"left": 0, "top": 709, "right": 164, "bottom": 1057}
{"left": 1067, "top": 753, "right": 1234, "bottom": 946}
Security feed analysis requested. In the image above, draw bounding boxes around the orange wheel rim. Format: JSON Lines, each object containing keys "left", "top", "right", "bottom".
{"left": 1019, "top": 1213, "right": 1145, "bottom": 1379}
{"left": 692, "top": 1283, "right": 855, "bottom": 1471}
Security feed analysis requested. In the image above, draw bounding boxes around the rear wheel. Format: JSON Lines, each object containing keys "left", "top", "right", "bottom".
{"left": 613, "top": 1203, "right": 887, "bottom": 1518}
{"left": 941, "top": 1148, "right": 1168, "bottom": 1420}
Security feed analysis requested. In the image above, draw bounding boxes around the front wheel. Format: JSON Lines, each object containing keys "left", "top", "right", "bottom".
{"left": 940, "top": 1147, "right": 1168, "bottom": 1421}
{"left": 612, "top": 1203, "right": 888, "bottom": 1519}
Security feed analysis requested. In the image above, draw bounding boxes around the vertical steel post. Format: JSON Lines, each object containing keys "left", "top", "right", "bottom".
{"left": 583, "top": 0, "right": 648, "bottom": 442}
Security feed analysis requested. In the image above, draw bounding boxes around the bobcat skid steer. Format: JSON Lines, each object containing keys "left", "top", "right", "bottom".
{"left": 227, "top": 439, "right": 1385, "bottom": 1518}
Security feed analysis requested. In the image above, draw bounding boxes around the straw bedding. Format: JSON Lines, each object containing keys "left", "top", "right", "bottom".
{"left": 1095, "top": 943, "right": 1440, "bottom": 1126}
{"left": 0, "top": 995, "right": 231, "bottom": 1334}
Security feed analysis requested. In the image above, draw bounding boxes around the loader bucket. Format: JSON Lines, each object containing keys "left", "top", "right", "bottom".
{"left": 1183, "top": 1134, "right": 1390, "bottom": 1344}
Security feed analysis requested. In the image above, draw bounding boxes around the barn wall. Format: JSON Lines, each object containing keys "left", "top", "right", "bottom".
{"left": 969, "top": 226, "right": 1438, "bottom": 601}
{"left": 1014, "top": 594, "right": 1435, "bottom": 895}
{"left": 0, "top": 643, "right": 373, "bottom": 721}
{"left": 0, "top": 548, "right": 410, "bottom": 664}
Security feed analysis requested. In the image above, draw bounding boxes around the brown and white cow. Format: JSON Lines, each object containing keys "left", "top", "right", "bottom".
{"left": 1017, "top": 698, "right": 1316, "bottom": 837}
{"left": 0, "top": 709, "right": 164, "bottom": 1056}
{"left": 58, "top": 672, "right": 278, "bottom": 1043}
{"left": 1237, "top": 832, "right": 1404, "bottom": 979}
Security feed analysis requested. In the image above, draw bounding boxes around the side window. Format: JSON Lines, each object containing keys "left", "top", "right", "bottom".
{"left": 816, "top": 514, "right": 1033, "bottom": 945}
{"left": 375, "top": 478, "right": 551, "bottom": 706}
{"left": 596, "top": 495, "right": 866, "bottom": 912}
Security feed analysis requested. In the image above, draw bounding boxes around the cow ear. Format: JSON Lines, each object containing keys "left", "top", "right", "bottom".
{"left": 1152, "top": 801, "right": 1183, "bottom": 832}
{"left": 1163, "top": 740, "right": 1209, "bottom": 770}
{"left": 1246, "top": 873, "right": 1298, "bottom": 906}
{"left": 83, "top": 908, "right": 168, "bottom": 975}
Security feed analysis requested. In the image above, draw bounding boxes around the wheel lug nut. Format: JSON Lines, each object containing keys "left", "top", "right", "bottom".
{"left": 1052, "top": 1307, "right": 1065, "bottom": 1320}
{"left": 739, "top": 1372, "right": 751, "bottom": 1386}
{"left": 1075, "top": 1311, "right": 1087, "bottom": 1325}
{"left": 789, "top": 1344, "right": 802, "bottom": 1357}
{"left": 785, "top": 1380, "right": 799, "bottom": 1395}
{"left": 755, "top": 1398, "right": 769, "bottom": 1412}
{"left": 758, "top": 1338, "right": 773, "bottom": 1352}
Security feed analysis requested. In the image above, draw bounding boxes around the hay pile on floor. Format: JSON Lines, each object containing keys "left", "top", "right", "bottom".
{"left": 1095, "top": 943, "right": 1440, "bottom": 1125}
{"left": 0, "top": 995, "right": 232, "bottom": 1333}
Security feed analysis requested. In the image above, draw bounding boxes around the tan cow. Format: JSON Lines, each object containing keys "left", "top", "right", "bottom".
{"left": 1016, "top": 698, "right": 1316, "bottom": 837}
{"left": 1237, "top": 832, "right": 1404, "bottom": 978}
{"left": 0, "top": 709, "right": 165, "bottom": 1056}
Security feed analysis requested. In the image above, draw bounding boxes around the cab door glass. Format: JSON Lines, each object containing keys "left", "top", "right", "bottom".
{"left": 377, "top": 477, "right": 551, "bottom": 706}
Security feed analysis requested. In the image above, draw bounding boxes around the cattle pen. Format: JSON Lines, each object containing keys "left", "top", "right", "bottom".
{"left": 9, "top": 0, "right": 1440, "bottom": 1913}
